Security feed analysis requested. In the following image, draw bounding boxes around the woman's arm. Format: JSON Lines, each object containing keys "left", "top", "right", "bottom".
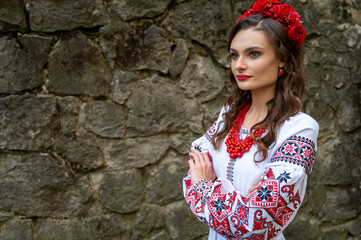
{"left": 183, "top": 126, "right": 318, "bottom": 239}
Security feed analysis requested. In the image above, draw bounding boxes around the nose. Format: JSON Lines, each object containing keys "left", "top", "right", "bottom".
{"left": 235, "top": 56, "right": 247, "bottom": 72}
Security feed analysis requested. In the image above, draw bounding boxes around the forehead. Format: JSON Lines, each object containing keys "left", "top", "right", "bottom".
{"left": 230, "top": 28, "right": 273, "bottom": 51}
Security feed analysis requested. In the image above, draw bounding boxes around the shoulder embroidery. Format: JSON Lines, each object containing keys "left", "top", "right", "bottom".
{"left": 205, "top": 120, "right": 217, "bottom": 142}
{"left": 271, "top": 135, "right": 316, "bottom": 175}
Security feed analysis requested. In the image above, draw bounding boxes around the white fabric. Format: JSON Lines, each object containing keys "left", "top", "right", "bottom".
{"left": 183, "top": 106, "right": 319, "bottom": 240}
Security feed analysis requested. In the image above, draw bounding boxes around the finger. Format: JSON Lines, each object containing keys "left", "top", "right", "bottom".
{"left": 253, "top": 176, "right": 265, "bottom": 186}
{"left": 190, "top": 151, "right": 206, "bottom": 166}
{"left": 190, "top": 148, "right": 201, "bottom": 154}
{"left": 189, "top": 152, "right": 201, "bottom": 166}
{"left": 246, "top": 189, "right": 258, "bottom": 198}
{"left": 202, "top": 152, "right": 210, "bottom": 164}
{"left": 188, "top": 159, "right": 195, "bottom": 169}
{"left": 248, "top": 181, "right": 263, "bottom": 195}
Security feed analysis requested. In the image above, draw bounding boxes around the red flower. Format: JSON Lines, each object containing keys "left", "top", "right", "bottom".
{"left": 272, "top": 4, "right": 296, "bottom": 20}
{"left": 235, "top": 0, "right": 306, "bottom": 48}
{"left": 252, "top": 0, "right": 280, "bottom": 12}
{"left": 288, "top": 22, "right": 306, "bottom": 48}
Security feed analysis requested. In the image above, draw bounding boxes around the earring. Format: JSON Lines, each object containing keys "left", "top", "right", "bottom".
{"left": 278, "top": 67, "right": 285, "bottom": 77}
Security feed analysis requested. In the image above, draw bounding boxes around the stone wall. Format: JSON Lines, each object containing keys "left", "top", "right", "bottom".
{"left": 0, "top": 0, "right": 360, "bottom": 239}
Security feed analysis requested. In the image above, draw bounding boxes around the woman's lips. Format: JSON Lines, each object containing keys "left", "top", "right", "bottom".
{"left": 237, "top": 75, "right": 251, "bottom": 81}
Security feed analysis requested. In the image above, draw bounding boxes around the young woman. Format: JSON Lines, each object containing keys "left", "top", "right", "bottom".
{"left": 183, "top": 0, "right": 319, "bottom": 239}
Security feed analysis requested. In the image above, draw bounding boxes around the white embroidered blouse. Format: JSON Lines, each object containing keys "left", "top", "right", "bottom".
{"left": 183, "top": 107, "right": 319, "bottom": 240}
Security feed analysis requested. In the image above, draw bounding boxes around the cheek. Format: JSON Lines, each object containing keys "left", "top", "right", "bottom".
{"left": 256, "top": 59, "right": 278, "bottom": 76}
{"left": 231, "top": 62, "right": 237, "bottom": 75}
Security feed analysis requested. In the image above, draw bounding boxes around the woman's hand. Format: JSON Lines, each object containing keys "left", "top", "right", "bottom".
{"left": 246, "top": 173, "right": 265, "bottom": 198}
{"left": 188, "top": 148, "right": 217, "bottom": 185}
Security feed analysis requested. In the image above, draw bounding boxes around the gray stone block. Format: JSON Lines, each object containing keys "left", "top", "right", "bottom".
{"left": 132, "top": 204, "right": 164, "bottom": 239}
{"left": 26, "top": 0, "right": 110, "bottom": 32}
{"left": 105, "top": 0, "right": 171, "bottom": 21}
{"left": 144, "top": 151, "right": 188, "bottom": 205}
{"left": 162, "top": 0, "right": 232, "bottom": 66}
{"left": 0, "top": 37, "right": 42, "bottom": 94}
{"left": 100, "top": 22, "right": 171, "bottom": 73}
{"left": 111, "top": 71, "right": 139, "bottom": 105}
{"left": 0, "top": 218, "right": 32, "bottom": 240}
{"left": 179, "top": 54, "right": 225, "bottom": 103}
{"left": 18, "top": 34, "right": 53, "bottom": 69}
{"left": 169, "top": 39, "right": 189, "bottom": 78}
{"left": 0, "top": 0, "right": 27, "bottom": 28}
{"left": 164, "top": 201, "right": 209, "bottom": 239}
{"left": 47, "top": 33, "right": 112, "bottom": 97}
{"left": 0, "top": 95, "right": 58, "bottom": 150}
{"left": 98, "top": 169, "right": 144, "bottom": 214}
{"left": 79, "top": 101, "right": 125, "bottom": 138}
{"left": 35, "top": 218, "right": 100, "bottom": 240}
{"left": 102, "top": 135, "right": 169, "bottom": 170}
{"left": 56, "top": 97, "right": 79, "bottom": 135}
{"left": 54, "top": 136, "right": 105, "bottom": 173}
{"left": 126, "top": 75, "right": 186, "bottom": 137}
{"left": 0, "top": 154, "right": 92, "bottom": 217}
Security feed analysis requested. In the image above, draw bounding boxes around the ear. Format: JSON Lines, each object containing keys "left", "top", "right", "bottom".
{"left": 279, "top": 58, "right": 287, "bottom": 68}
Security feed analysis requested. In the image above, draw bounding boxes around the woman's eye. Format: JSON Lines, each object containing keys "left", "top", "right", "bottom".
{"left": 249, "top": 51, "right": 260, "bottom": 58}
{"left": 230, "top": 53, "right": 238, "bottom": 59}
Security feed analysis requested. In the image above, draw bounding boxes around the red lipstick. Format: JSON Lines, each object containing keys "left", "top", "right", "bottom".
{"left": 237, "top": 75, "right": 251, "bottom": 81}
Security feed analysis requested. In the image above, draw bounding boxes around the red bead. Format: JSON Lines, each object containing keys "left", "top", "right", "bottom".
{"left": 279, "top": 69, "right": 284, "bottom": 77}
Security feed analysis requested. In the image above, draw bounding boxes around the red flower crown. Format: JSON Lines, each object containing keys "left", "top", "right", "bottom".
{"left": 236, "top": 0, "right": 306, "bottom": 48}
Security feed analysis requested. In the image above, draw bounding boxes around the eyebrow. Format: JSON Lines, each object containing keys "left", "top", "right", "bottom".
{"left": 229, "top": 46, "right": 264, "bottom": 52}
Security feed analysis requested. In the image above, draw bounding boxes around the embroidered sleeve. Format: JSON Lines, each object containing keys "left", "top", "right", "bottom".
{"left": 183, "top": 133, "right": 317, "bottom": 239}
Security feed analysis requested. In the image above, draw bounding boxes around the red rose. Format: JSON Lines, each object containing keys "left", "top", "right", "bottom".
{"left": 272, "top": 4, "right": 296, "bottom": 20}
{"left": 288, "top": 22, "right": 306, "bottom": 48}
{"left": 252, "top": 0, "right": 280, "bottom": 12}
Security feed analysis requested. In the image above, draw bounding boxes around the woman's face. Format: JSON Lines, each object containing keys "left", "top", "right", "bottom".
{"left": 230, "top": 28, "right": 284, "bottom": 96}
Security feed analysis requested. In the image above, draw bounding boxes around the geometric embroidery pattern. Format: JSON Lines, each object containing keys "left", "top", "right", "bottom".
{"left": 266, "top": 195, "right": 294, "bottom": 227}
{"left": 226, "top": 158, "right": 236, "bottom": 184}
{"left": 271, "top": 135, "right": 316, "bottom": 175}
{"left": 205, "top": 120, "right": 217, "bottom": 142}
{"left": 250, "top": 179, "right": 279, "bottom": 208}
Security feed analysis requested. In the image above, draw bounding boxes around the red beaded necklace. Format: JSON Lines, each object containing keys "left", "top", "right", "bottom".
{"left": 225, "top": 102, "right": 266, "bottom": 159}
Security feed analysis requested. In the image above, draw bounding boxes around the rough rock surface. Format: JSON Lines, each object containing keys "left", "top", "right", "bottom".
{"left": 98, "top": 169, "right": 144, "bottom": 214}
{"left": 0, "top": 0, "right": 360, "bottom": 239}
{"left": 100, "top": 22, "right": 171, "bottom": 73}
{"left": 26, "top": 0, "right": 110, "bottom": 32}
{"left": 0, "top": 154, "right": 92, "bottom": 217}
{"left": 105, "top": 0, "right": 171, "bottom": 21}
{"left": 54, "top": 136, "right": 105, "bottom": 173}
{"left": 179, "top": 54, "right": 226, "bottom": 103}
{"left": 47, "top": 33, "right": 112, "bottom": 97}
{"left": 162, "top": 0, "right": 233, "bottom": 66}
{"left": 0, "top": 0, "right": 27, "bottom": 29}
{"left": 126, "top": 75, "right": 186, "bottom": 136}
{"left": 102, "top": 135, "right": 169, "bottom": 170}
{"left": 0, "top": 38, "right": 42, "bottom": 93}
{"left": 79, "top": 101, "right": 125, "bottom": 138}
{"left": 0, "top": 95, "right": 58, "bottom": 150}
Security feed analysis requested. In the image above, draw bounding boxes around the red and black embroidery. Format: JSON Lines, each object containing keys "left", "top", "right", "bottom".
{"left": 266, "top": 195, "right": 294, "bottom": 227}
{"left": 208, "top": 192, "right": 236, "bottom": 237}
{"left": 281, "top": 184, "right": 301, "bottom": 209}
{"left": 250, "top": 179, "right": 279, "bottom": 208}
{"left": 205, "top": 120, "right": 218, "bottom": 142}
{"left": 194, "top": 179, "right": 214, "bottom": 202}
{"left": 226, "top": 158, "right": 236, "bottom": 184}
{"left": 271, "top": 135, "right": 316, "bottom": 175}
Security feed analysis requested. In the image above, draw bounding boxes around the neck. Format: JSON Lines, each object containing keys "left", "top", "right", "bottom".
{"left": 243, "top": 88, "right": 275, "bottom": 128}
